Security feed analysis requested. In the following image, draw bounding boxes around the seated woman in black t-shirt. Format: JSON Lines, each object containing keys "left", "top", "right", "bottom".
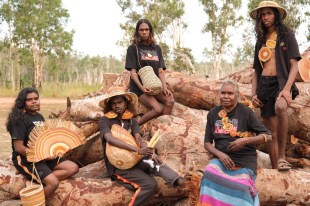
{"left": 197, "top": 80, "right": 271, "bottom": 206}
{"left": 6, "top": 87, "right": 79, "bottom": 201}
{"left": 125, "top": 19, "right": 174, "bottom": 125}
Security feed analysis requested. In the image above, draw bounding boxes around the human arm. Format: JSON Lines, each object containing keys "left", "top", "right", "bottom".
{"left": 227, "top": 133, "right": 271, "bottom": 152}
{"left": 158, "top": 68, "right": 172, "bottom": 97}
{"left": 205, "top": 142, "right": 235, "bottom": 169}
{"left": 103, "top": 132, "right": 151, "bottom": 155}
{"left": 277, "top": 58, "right": 298, "bottom": 105}
{"left": 251, "top": 71, "right": 263, "bottom": 108}
{"left": 156, "top": 45, "right": 171, "bottom": 96}
{"left": 130, "top": 69, "right": 153, "bottom": 94}
{"left": 227, "top": 106, "right": 271, "bottom": 151}
{"left": 13, "top": 140, "right": 27, "bottom": 156}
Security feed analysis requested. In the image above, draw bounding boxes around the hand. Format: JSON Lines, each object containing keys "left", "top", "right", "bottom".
{"left": 141, "top": 86, "right": 153, "bottom": 94}
{"left": 217, "top": 152, "right": 235, "bottom": 170}
{"left": 251, "top": 95, "right": 263, "bottom": 108}
{"left": 227, "top": 138, "right": 247, "bottom": 152}
{"left": 137, "top": 147, "right": 153, "bottom": 156}
{"left": 151, "top": 153, "right": 163, "bottom": 165}
{"left": 45, "top": 154, "right": 57, "bottom": 161}
{"left": 277, "top": 90, "right": 292, "bottom": 105}
{"left": 163, "top": 87, "right": 172, "bottom": 97}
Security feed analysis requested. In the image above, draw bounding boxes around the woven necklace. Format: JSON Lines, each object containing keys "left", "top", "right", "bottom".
{"left": 258, "top": 31, "right": 277, "bottom": 64}
{"left": 218, "top": 109, "right": 254, "bottom": 138}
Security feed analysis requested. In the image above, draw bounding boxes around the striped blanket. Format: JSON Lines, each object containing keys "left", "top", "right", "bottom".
{"left": 197, "top": 159, "right": 260, "bottom": 206}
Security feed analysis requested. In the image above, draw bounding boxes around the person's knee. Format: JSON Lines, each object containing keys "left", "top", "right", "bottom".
{"left": 165, "top": 98, "right": 175, "bottom": 108}
{"left": 69, "top": 163, "right": 79, "bottom": 176}
{"left": 275, "top": 103, "right": 287, "bottom": 115}
{"left": 145, "top": 178, "right": 158, "bottom": 193}
{"left": 46, "top": 178, "right": 59, "bottom": 190}
{"left": 153, "top": 105, "right": 164, "bottom": 115}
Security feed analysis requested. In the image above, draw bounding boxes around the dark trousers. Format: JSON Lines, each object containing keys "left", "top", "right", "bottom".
{"left": 113, "top": 159, "right": 180, "bottom": 206}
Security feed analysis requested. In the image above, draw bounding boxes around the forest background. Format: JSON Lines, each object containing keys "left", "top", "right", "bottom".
{"left": 0, "top": 0, "right": 309, "bottom": 98}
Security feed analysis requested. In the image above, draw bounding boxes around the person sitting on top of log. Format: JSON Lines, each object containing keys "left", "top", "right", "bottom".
{"left": 6, "top": 87, "right": 79, "bottom": 200}
{"left": 197, "top": 80, "right": 271, "bottom": 206}
{"left": 125, "top": 18, "right": 174, "bottom": 126}
{"left": 98, "top": 86, "right": 188, "bottom": 206}
{"left": 250, "top": 1, "right": 301, "bottom": 171}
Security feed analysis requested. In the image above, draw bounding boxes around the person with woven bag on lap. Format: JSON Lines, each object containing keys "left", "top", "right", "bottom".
{"left": 125, "top": 18, "right": 174, "bottom": 126}
{"left": 6, "top": 87, "right": 79, "bottom": 201}
{"left": 98, "top": 87, "right": 188, "bottom": 206}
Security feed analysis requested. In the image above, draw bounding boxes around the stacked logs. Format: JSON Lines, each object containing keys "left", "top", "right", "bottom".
{"left": 1, "top": 69, "right": 310, "bottom": 206}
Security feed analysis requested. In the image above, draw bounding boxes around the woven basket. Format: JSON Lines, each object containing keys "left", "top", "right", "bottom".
{"left": 106, "top": 124, "right": 143, "bottom": 170}
{"left": 19, "top": 184, "right": 45, "bottom": 206}
{"left": 26, "top": 119, "right": 86, "bottom": 163}
{"left": 138, "top": 66, "right": 163, "bottom": 95}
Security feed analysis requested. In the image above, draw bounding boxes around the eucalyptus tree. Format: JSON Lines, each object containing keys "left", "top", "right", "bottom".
{"left": 117, "top": 0, "right": 194, "bottom": 72}
{"left": 0, "top": 0, "right": 73, "bottom": 90}
{"left": 199, "top": 0, "right": 243, "bottom": 79}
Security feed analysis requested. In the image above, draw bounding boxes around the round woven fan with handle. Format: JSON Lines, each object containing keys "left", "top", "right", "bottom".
{"left": 26, "top": 119, "right": 86, "bottom": 163}
{"left": 106, "top": 124, "right": 143, "bottom": 170}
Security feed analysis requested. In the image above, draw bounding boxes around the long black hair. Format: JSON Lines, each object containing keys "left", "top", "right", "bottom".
{"left": 132, "top": 19, "right": 156, "bottom": 46}
{"left": 6, "top": 87, "right": 39, "bottom": 132}
{"left": 254, "top": 7, "right": 291, "bottom": 43}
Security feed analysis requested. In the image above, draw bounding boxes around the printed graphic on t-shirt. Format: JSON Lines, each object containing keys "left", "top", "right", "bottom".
{"left": 33, "top": 121, "right": 44, "bottom": 126}
{"left": 139, "top": 49, "right": 159, "bottom": 61}
{"left": 214, "top": 118, "right": 238, "bottom": 134}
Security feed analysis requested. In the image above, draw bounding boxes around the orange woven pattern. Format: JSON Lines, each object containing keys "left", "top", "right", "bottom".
{"left": 27, "top": 119, "right": 86, "bottom": 162}
{"left": 19, "top": 184, "right": 45, "bottom": 206}
{"left": 106, "top": 124, "right": 143, "bottom": 169}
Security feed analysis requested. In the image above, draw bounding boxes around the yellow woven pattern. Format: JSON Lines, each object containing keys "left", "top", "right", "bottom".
{"left": 27, "top": 119, "right": 86, "bottom": 162}
{"left": 19, "top": 184, "right": 45, "bottom": 206}
{"left": 106, "top": 124, "right": 143, "bottom": 169}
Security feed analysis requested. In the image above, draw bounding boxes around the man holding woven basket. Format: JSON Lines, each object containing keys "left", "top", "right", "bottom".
{"left": 125, "top": 19, "right": 174, "bottom": 126}
{"left": 98, "top": 87, "right": 188, "bottom": 206}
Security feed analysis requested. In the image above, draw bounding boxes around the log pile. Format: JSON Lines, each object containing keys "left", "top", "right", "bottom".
{"left": 1, "top": 69, "right": 310, "bottom": 206}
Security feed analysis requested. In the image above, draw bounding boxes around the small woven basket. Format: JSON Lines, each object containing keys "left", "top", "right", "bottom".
{"left": 19, "top": 184, "right": 45, "bottom": 206}
{"left": 138, "top": 66, "right": 163, "bottom": 95}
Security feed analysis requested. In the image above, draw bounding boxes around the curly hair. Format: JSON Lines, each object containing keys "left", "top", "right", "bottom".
{"left": 254, "top": 7, "right": 291, "bottom": 44}
{"left": 132, "top": 19, "right": 156, "bottom": 46}
{"left": 6, "top": 87, "right": 39, "bottom": 132}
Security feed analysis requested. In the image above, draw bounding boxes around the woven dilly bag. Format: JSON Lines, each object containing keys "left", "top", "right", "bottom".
{"left": 138, "top": 66, "right": 163, "bottom": 95}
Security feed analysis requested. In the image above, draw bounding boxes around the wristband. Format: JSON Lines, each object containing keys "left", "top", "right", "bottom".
{"left": 139, "top": 141, "right": 147, "bottom": 147}
{"left": 261, "top": 134, "right": 268, "bottom": 143}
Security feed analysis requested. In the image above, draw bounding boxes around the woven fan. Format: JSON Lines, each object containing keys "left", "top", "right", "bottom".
{"left": 26, "top": 119, "right": 86, "bottom": 163}
{"left": 106, "top": 124, "right": 143, "bottom": 170}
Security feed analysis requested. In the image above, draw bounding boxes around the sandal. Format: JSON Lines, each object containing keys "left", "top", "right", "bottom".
{"left": 278, "top": 158, "right": 291, "bottom": 171}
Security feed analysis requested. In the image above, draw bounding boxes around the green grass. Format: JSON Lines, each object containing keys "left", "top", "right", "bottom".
{"left": 0, "top": 83, "right": 101, "bottom": 99}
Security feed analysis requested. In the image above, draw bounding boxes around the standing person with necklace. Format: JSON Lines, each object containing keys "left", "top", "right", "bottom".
{"left": 250, "top": 1, "right": 301, "bottom": 170}
{"left": 125, "top": 19, "right": 174, "bottom": 126}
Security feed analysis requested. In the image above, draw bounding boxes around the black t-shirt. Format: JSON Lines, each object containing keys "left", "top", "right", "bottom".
{"left": 10, "top": 112, "right": 45, "bottom": 159}
{"left": 204, "top": 103, "right": 269, "bottom": 173}
{"left": 98, "top": 116, "right": 140, "bottom": 176}
{"left": 125, "top": 43, "right": 166, "bottom": 96}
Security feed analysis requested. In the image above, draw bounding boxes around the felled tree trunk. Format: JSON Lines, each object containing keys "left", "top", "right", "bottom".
{"left": 2, "top": 158, "right": 309, "bottom": 206}
{"left": 220, "top": 66, "right": 254, "bottom": 84}
{"left": 256, "top": 169, "right": 310, "bottom": 205}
